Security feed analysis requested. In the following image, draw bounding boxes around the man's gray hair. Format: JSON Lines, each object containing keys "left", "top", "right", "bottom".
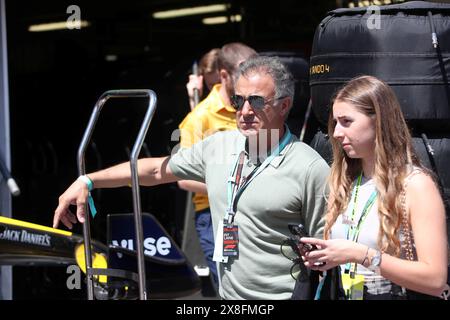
{"left": 236, "top": 56, "right": 295, "bottom": 108}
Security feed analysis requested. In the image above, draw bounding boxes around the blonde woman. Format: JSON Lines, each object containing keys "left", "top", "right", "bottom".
{"left": 301, "top": 75, "right": 448, "bottom": 299}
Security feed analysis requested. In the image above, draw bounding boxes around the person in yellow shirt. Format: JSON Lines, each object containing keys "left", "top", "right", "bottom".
{"left": 178, "top": 43, "right": 257, "bottom": 286}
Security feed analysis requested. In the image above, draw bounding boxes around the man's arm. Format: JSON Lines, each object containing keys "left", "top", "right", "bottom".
{"left": 90, "top": 156, "right": 176, "bottom": 187}
{"left": 53, "top": 156, "right": 178, "bottom": 229}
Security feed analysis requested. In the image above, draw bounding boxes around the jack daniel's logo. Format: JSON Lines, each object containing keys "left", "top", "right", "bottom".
{"left": 0, "top": 227, "right": 51, "bottom": 247}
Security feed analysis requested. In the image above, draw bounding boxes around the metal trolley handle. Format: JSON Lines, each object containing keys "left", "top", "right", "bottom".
{"left": 77, "top": 89, "right": 157, "bottom": 300}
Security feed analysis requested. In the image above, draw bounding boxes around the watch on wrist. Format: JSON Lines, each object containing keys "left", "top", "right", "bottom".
{"left": 369, "top": 249, "right": 382, "bottom": 274}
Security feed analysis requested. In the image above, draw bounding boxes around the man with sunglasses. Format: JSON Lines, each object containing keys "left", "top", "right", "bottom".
{"left": 177, "top": 43, "right": 257, "bottom": 288}
{"left": 53, "top": 55, "right": 329, "bottom": 300}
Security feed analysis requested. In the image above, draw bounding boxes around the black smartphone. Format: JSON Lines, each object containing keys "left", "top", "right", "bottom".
{"left": 288, "top": 223, "right": 317, "bottom": 252}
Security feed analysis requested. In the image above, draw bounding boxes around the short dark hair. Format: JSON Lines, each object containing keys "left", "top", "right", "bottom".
{"left": 217, "top": 42, "right": 257, "bottom": 74}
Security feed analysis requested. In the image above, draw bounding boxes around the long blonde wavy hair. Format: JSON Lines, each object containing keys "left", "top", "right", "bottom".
{"left": 324, "top": 75, "right": 424, "bottom": 256}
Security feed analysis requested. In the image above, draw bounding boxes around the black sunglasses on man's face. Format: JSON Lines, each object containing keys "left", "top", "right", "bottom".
{"left": 231, "top": 94, "right": 284, "bottom": 110}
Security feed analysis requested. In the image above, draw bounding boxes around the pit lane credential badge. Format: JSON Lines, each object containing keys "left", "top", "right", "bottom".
{"left": 223, "top": 223, "right": 239, "bottom": 257}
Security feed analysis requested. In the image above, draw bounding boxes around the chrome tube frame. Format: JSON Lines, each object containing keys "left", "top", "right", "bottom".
{"left": 77, "top": 89, "right": 157, "bottom": 300}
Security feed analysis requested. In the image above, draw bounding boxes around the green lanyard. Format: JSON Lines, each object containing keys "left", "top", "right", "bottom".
{"left": 344, "top": 173, "right": 377, "bottom": 275}
{"left": 347, "top": 173, "right": 363, "bottom": 228}
{"left": 225, "top": 128, "right": 292, "bottom": 225}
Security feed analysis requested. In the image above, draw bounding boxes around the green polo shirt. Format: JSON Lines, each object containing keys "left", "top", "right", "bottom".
{"left": 169, "top": 129, "right": 329, "bottom": 299}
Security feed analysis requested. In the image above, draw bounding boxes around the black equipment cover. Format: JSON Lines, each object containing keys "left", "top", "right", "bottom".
{"left": 310, "top": 1, "right": 450, "bottom": 131}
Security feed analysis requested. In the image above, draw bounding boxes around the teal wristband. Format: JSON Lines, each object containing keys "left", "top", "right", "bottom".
{"left": 78, "top": 175, "right": 94, "bottom": 191}
{"left": 77, "top": 175, "right": 97, "bottom": 218}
